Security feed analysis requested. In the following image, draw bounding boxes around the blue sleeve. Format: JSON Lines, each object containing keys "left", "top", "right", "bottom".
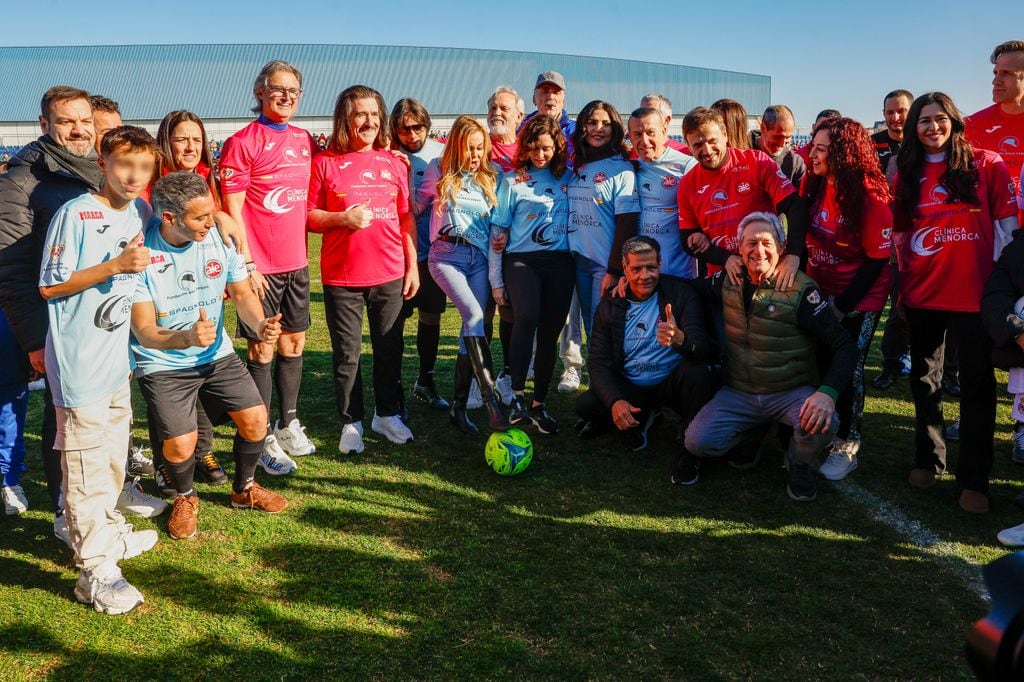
{"left": 490, "top": 173, "right": 514, "bottom": 229}
{"left": 613, "top": 165, "right": 640, "bottom": 215}
{"left": 39, "top": 205, "right": 83, "bottom": 286}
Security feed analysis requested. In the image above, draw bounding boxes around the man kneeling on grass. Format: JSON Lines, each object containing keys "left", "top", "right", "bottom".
{"left": 674, "top": 212, "right": 857, "bottom": 501}
{"left": 131, "top": 172, "right": 287, "bottom": 540}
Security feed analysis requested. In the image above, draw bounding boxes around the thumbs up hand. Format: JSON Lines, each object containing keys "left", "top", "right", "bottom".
{"left": 656, "top": 303, "right": 684, "bottom": 348}
{"left": 258, "top": 313, "right": 283, "bottom": 345}
{"left": 115, "top": 232, "right": 150, "bottom": 273}
{"left": 187, "top": 308, "right": 217, "bottom": 347}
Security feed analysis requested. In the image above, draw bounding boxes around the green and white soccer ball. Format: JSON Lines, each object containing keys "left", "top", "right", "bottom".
{"left": 485, "top": 428, "right": 533, "bottom": 476}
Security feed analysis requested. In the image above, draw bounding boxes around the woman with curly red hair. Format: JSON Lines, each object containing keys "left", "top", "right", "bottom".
{"left": 804, "top": 116, "right": 894, "bottom": 481}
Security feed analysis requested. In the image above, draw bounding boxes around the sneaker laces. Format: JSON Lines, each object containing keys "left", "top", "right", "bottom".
{"left": 130, "top": 446, "right": 153, "bottom": 466}
{"left": 200, "top": 452, "right": 220, "bottom": 471}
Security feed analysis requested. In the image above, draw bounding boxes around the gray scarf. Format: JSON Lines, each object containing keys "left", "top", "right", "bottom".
{"left": 35, "top": 135, "right": 104, "bottom": 191}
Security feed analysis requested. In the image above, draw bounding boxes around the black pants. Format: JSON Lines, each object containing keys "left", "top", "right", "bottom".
{"left": 41, "top": 381, "right": 61, "bottom": 512}
{"left": 881, "top": 266, "right": 958, "bottom": 378}
{"left": 905, "top": 307, "right": 995, "bottom": 492}
{"left": 324, "top": 278, "right": 405, "bottom": 424}
{"left": 576, "top": 361, "right": 719, "bottom": 428}
{"left": 817, "top": 311, "right": 881, "bottom": 443}
{"left": 504, "top": 251, "right": 575, "bottom": 402}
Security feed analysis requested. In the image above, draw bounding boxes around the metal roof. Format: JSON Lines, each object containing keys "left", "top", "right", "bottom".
{"left": 0, "top": 44, "right": 770, "bottom": 121}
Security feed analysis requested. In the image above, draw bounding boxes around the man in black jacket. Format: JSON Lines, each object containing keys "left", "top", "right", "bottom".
{"left": 0, "top": 86, "right": 102, "bottom": 543}
{"left": 575, "top": 236, "right": 717, "bottom": 451}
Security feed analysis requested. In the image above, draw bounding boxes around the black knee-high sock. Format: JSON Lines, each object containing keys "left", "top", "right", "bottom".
{"left": 274, "top": 354, "right": 303, "bottom": 426}
{"left": 233, "top": 433, "right": 265, "bottom": 494}
{"left": 499, "top": 319, "right": 513, "bottom": 372}
{"left": 167, "top": 456, "right": 196, "bottom": 496}
{"left": 417, "top": 321, "right": 440, "bottom": 381}
{"left": 246, "top": 359, "right": 273, "bottom": 413}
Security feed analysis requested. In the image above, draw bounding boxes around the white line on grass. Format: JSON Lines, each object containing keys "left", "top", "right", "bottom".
{"left": 831, "top": 479, "right": 988, "bottom": 600}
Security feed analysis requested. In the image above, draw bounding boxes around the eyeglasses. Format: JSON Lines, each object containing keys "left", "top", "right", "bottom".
{"left": 399, "top": 124, "right": 426, "bottom": 135}
{"left": 264, "top": 85, "right": 302, "bottom": 99}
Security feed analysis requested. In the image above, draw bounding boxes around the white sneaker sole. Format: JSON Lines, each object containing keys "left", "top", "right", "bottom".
{"left": 819, "top": 458, "right": 858, "bottom": 481}
{"left": 274, "top": 432, "right": 316, "bottom": 457}
{"left": 371, "top": 422, "right": 413, "bottom": 445}
{"left": 258, "top": 458, "right": 297, "bottom": 476}
{"left": 74, "top": 585, "right": 144, "bottom": 615}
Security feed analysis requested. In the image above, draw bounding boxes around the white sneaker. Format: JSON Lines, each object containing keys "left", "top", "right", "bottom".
{"left": 259, "top": 434, "right": 298, "bottom": 476}
{"left": 339, "top": 422, "right": 365, "bottom": 454}
{"left": 116, "top": 527, "right": 159, "bottom": 560}
{"left": 557, "top": 366, "right": 581, "bottom": 393}
{"left": 116, "top": 477, "right": 168, "bottom": 518}
{"left": 74, "top": 564, "right": 144, "bottom": 615}
{"left": 467, "top": 380, "right": 483, "bottom": 409}
{"left": 54, "top": 513, "right": 72, "bottom": 548}
{"left": 28, "top": 378, "right": 45, "bottom": 391}
{"left": 997, "top": 521, "right": 1024, "bottom": 547}
{"left": 2, "top": 484, "right": 28, "bottom": 515}
{"left": 371, "top": 412, "right": 414, "bottom": 445}
{"left": 818, "top": 439, "right": 860, "bottom": 481}
{"left": 495, "top": 372, "right": 514, "bottom": 406}
{"left": 273, "top": 418, "right": 316, "bottom": 456}
{"left": 126, "top": 445, "right": 155, "bottom": 479}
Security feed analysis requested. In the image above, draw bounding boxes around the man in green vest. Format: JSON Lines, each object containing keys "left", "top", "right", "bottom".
{"left": 674, "top": 212, "right": 857, "bottom": 501}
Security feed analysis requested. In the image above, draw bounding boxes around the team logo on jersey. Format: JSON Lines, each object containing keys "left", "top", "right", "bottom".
{"left": 78, "top": 210, "right": 104, "bottom": 220}
{"left": 158, "top": 262, "right": 172, "bottom": 274}
{"left": 205, "top": 260, "right": 223, "bottom": 278}
{"left": 593, "top": 172, "right": 608, "bottom": 184}
{"left": 642, "top": 182, "right": 653, "bottom": 192}
{"left": 817, "top": 209, "right": 829, "bottom": 224}
{"left": 96, "top": 224, "right": 111, "bottom": 234}
{"left": 220, "top": 167, "right": 235, "bottom": 180}
{"left": 806, "top": 290, "right": 821, "bottom": 305}
{"left": 662, "top": 176, "right": 677, "bottom": 189}
{"left": 49, "top": 244, "right": 64, "bottom": 258}
{"left": 360, "top": 170, "right": 377, "bottom": 184}
{"left": 544, "top": 187, "right": 555, "bottom": 196}
{"left": 882, "top": 227, "right": 892, "bottom": 239}
{"left": 711, "top": 190, "right": 729, "bottom": 208}
{"left": 263, "top": 187, "right": 296, "bottom": 214}
{"left": 736, "top": 181, "right": 751, "bottom": 195}
{"left": 381, "top": 169, "right": 393, "bottom": 180}
{"left": 929, "top": 184, "right": 949, "bottom": 203}
{"left": 93, "top": 295, "right": 131, "bottom": 332}
{"left": 986, "top": 125, "right": 1002, "bottom": 134}
{"left": 116, "top": 237, "right": 130, "bottom": 251}
{"left": 300, "top": 147, "right": 310, "bottom": 158}
{"left": 264, "top": 142, "right": 277, "bottom": 151}
{"left": 338, "top": 162, "right": 352, "bottom": 170}
{"left": 178, "top": 271, "right": 197, "bottom": 291}
{"left": 999, "top": 137, "right": 1020, "bottom": 153}
{"left": 696, "top": 184, "right": 710, "bottom": 194}
{"left": 284, "top": 148, "right": 298, "bottom": 159}
{"left": 532, "top": 221, "right": 558, "bottom": 247}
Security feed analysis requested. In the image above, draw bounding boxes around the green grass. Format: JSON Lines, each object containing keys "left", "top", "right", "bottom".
{"left": 0, "top": 233, "right": 1018, "bottom": 679}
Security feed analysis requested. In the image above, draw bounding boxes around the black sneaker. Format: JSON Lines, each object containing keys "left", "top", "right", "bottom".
{"left": 670, "top": 449, "right": 700, "bottom": 486}
{"left": 528, "top": 404, "right": 558, "bottom": 435}
{"left": 628, "top": 410, "right": 662, "bottom": 452}
{"left": 941, "top": 374, "right": 961, "bottom": 397}
{"left": 413, "top": 379, "right": 450, "bottom": 410}
{"left": 194, "top": 451, "right": 228, "bottom": 486}
{"left": 787, "top": 461, "right": 818, "bottom": 502}
{"left": 509, "top": 396, "right": 529, "bottom": 426}
{"left": 575, "top": 418, "right": 606, "bottom": 440}
{"left": 727, "top": 429, "right": 767, "bottom": 471}
{"left": 871, "top": 369, "right": 897, "bottom": 390}
{"left": 126, "top": 446, "right": 155, "bottom": 479}
{"left": 154, "top": 463, "right": 176, "bottom": 499}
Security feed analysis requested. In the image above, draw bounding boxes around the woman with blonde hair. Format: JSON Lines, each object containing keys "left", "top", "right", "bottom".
{"left": 416, "top": 115, "right": 510, "bottom": 435}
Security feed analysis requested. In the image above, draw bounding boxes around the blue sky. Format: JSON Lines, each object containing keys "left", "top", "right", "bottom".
{"left": 8, "top": 0, "right": 1022, "bottom": 128}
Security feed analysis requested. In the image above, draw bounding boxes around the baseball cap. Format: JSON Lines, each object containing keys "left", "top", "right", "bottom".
{"left": 535, "top": 70, "right": 566, "bottom": 91}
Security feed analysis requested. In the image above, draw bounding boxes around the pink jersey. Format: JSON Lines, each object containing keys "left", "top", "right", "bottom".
{"left": 219, "top": 120, "right": 316, "bottom": 274}
{"left": 966, "top": 104, "right": 1024, "bottom": 196}
{"left": 491, "top": 140, "right": 517, "bottom": 173}
{"left": 677, "top": 147, "right": 795, "bottom": 265}
{"left": 806, "top": 183, "right": 892, "bottom": 311}
{"left": 307, "top": 148, "right": 410, "bottom": 287}
{"left": 894, "top": 149, "right": 1016, "bottom": 312}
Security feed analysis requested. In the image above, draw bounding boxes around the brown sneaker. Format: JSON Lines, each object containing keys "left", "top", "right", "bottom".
{"left": 168, "top": 495, "right": 199, "bottom": 539}
{"left": 231, "top": 482, "right": 288, "bottom": 513}
{"left": 959, "top": 489, "right": 990, "bottom": 514}
{"left": 908, "top": 468, "right": 937, "bottom": 489}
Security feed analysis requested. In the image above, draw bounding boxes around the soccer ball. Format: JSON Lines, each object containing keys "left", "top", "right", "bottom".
{"left": 485, "top": 429, "right": 533, "bottom": 476}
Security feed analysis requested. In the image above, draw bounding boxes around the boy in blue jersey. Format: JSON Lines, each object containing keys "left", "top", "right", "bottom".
{"left": 131, "top": 172, "right": 287, "bottom": 543}
{"left": 38, "top": 126, "right": 159, "bottom": 615}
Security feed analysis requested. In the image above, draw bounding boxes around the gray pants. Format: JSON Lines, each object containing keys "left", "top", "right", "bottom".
{"left": 684, "top": 385, "right": 836, "bottom": 465}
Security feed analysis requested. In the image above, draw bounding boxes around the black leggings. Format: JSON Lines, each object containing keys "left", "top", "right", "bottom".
{"left": 503, "top": 251, "right": 575, "bottom": 402}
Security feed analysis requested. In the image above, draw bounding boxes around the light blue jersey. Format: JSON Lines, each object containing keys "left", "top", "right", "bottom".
{"left": 402, "top": 138, "right": 444, "bottom": 263}
{"left": 566, "top": 155, "right": 639, "bottom": 264}
{"left": 130, "top": 217, "right": 247, "bottom": 376}
{"left": 40, "top": 194, "right": 149, "bottom": 408}
{"left": 637, "top": 148, "right": 698, "bottom": 278}
{"left": 416, "top": 159, "right": 494, "bottom": 253}
{"left": 491, "top": 166, "right": 572, "bottom": 254}
{"left": 622, "top": 295, "right": 680, "bottom": 387}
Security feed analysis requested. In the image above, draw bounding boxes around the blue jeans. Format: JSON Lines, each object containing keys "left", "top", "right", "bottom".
{"left": 685, "top": 384, "right": 837, "bottom": 466}
{"left": 0, "top": 386, "right": 27, "bottom": 486}
{"left": 428, "top": 241, "right": 489, "bottom": 352}
{"left": 573, "top": 252, "right": 607, "bottom": 338}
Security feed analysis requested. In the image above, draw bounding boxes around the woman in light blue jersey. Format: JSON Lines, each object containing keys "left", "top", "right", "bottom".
{"left": 489, "top": 115, "right": 574, "bottom": 434}
{"left": 417, "top": 116, "right": 510, "bottom": 435}
{"left": 566, "top": 100, "right": 640, "bottom": 336}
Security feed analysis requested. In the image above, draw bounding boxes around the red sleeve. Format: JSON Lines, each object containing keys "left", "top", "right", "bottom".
{"left": 393, "top": 157, "right": 410, "bottom": 214}
{"left": 218, "top": 134, "right": 252, "bottom": 194}
{"left": 985, "top": 152, "right": 1018, "bottom": 220}
{"left": 677, "top": 180, "right": 699, "bottom": 231}
{"left": 307, "top": 156, "right": 328, "bottom": 217}
{"left": 860, "top": 197, "right": 893, "bottom": 258}
{"left": 758, "top": 152, "right": 796, "bottom": 206}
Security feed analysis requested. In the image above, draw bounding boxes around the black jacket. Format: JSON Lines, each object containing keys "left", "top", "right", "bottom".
{"left": 588, "top": 275, "right": 712, "bottom": 409}
{"left": 0, "top": 138, "right": 100, "bottom": 352}
{"left": 982, "top": 229, "right": 1024, "bottom": 370}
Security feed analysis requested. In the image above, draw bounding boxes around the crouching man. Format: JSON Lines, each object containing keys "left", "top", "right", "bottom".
{"left": 576, "top": 236, "right": 717, "bottom": 451}
{"left": 676, "top": 212, "right": 857, "bottom": 501}
{"left": 131, "top": 172, "right": 288, "bottom": 540}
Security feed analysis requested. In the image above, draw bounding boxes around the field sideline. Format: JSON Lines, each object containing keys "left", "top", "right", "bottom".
{"left": 0, "top": 233, "right": 1017, "bottom": 679}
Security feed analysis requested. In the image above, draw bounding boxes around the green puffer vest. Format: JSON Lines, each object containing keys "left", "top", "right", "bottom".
{"left": 722, "top": 270, "right": 820, "bottom": 394}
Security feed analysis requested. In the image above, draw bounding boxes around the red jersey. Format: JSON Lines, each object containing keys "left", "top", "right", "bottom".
{"left": 965, "top": 104, "right": 1024, "bottom": 195}
{"left": 490, "top": 140, "right": 517, "bottom": 173}
{"left": 806, "top": 183, "right": 892, "bottom": 311}
{"left": 677, "top": 147, "right": 795, "bottom": 260}
{"left": 894, "top": 149, "right": 1016, "bottom": 312}
{"left": 219, "top": 120, "right": 316, "bottom": 274}
{"left": 307, "top": 148, "right": 410, "bottom": 287}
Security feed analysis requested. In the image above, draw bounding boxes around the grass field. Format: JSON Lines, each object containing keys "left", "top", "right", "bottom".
{"left": 0, "top": 233, "right": 1019, "bottom": 679}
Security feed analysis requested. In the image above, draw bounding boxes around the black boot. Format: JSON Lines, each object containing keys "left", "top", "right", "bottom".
{"left": 449, "top": 353, "right": 479, "bottom": 436}
{"left": 464, "top": 336, "right": 511, "bottom": 431}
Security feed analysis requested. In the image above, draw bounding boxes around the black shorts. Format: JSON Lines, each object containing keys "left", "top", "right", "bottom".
{"left": 402, "top": 259, "right": 447, "bottom": 318}
{"left": 137, "top": 354, "right": 264, "bottom": 441}
{"left": 237, "top": 266, "right": 311, "bottom": 340}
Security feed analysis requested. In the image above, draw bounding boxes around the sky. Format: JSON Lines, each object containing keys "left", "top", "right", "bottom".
{"left": 6, "top": 0, "right": 1023, "bottom": 129}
